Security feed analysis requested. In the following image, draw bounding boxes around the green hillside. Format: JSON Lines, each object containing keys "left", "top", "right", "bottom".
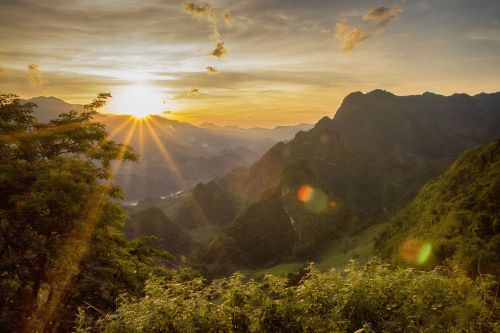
{"left": 377, "top": 138, "right": 500, "bottom": 275}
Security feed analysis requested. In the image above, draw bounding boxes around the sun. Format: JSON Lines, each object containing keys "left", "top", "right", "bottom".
{"left": 108, "top": 85, "right": 166, "bottom": 118}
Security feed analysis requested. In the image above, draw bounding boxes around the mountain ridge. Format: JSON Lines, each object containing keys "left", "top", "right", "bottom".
{"left": 175, "top": 89, "right": 500, "bottom": 275}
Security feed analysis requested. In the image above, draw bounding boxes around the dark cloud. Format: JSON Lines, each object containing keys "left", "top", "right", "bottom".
{"left": 335, "top": 4, "right": 402, "bottom": 52}
{"left": 363, "top": 5, "right": 402, "bottom": 29}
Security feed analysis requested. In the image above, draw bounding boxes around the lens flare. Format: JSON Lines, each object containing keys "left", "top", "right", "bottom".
{"left": 297, "top": 184, "right": 329, "bottom": 213}
{"left": 417, "top": 243, "right": 432, "bottom": 264}
{"left": 400, "top": 239, "right": 432, "bottom": 265}
{"left": 297, "top": 184, "right": 314, "bottom": 202}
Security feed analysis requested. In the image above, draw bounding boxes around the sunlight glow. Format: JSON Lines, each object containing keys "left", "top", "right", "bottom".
{"left": 108, "top": 85, "right": 166, "bottom": 118}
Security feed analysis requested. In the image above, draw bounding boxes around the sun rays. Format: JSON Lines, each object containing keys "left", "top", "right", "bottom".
{"left": 26, "top": 112, "right": 211, "bottom": 329}
{"left": 106, "top": 115, "right": 212, "bottom": 227}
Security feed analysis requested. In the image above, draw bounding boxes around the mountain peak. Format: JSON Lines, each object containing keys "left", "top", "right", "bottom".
{"left": 367, "top": 89, "right": 395, "bottom": 97}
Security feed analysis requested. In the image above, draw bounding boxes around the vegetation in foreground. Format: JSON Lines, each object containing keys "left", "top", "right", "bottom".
{"left": 79, "top": 260, "right": 498, "bottom": 333}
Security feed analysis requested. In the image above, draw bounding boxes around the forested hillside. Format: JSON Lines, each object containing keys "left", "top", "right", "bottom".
{"left": 377, "top": 138, "right": 500, "bottom": 275}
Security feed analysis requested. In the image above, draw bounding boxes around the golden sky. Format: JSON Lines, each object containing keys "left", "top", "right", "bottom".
{"left": 1, "top": 0, "right": 499, "bottom": 127}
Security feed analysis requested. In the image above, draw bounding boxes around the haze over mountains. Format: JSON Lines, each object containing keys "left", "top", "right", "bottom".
{"left": 25, "top": 96, "right": 313, "bottom": 200}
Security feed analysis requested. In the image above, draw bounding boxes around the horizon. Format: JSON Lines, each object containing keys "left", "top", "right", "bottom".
{"left": 1, "top": 0, "right": 499, "bottom": 127}
{"left": 22, "top": 88, "right": 500, "bottom": 129}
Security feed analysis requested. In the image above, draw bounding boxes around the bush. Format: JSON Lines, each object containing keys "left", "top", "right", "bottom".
{"left": 80, "top": 259, "right": 498, "bottom": 332}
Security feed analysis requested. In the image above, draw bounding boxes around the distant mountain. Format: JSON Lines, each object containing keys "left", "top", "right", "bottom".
{"left": 377, "top": 138, "right": 500, "bottom": 275}
{"left": 24, "top": 96, "right": 313, "bottom": 200}
{"left": 186, "top": 90, "right": 500, "bottom": 272}
{"left": 24, "top": 96, "right": 85, "bottom": 123}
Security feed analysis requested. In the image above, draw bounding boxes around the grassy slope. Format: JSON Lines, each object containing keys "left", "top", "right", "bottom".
{"left": 245, "top": 221, "right": 389, "bottom": 278}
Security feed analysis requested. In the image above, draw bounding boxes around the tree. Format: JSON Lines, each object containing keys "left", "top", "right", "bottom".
{"left": 0, "top": 92, "right": 166, "bottom": 332}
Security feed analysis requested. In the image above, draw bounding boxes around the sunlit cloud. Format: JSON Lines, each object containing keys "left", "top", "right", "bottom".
{"left": 183, "top": 1, "right": 219, "bottom": 40}
{"left": 27, "top": 63, "right": 46, "bottom": 86}
{"left": 335, "top": 4, "right": 402, "bottom": 52}
{"left": 335, "top": 20, "right": 368, "bottom": 52}
{"left": 183, "top": 1, "right": 232, "bottom": 64}
{"left": 209, "top": 42, "right": 227, "bottom": 58}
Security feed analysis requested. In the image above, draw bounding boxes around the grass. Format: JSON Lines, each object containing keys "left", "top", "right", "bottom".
{"left": 245, "top": 221, "right": 390, "bottom": 278}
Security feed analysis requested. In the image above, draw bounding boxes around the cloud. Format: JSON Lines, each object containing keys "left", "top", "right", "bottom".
{"left": 467, "top": 28, "right": 500, "bottom": 42}
{"left": 27, "top": 63, "right": 46, "bottom": 86}
{"left": 183, "top": 1, "right": 220, "bottom": 40}
{"left": 363, "top": 5, "right": 402, "bottom": 29}
{"left": 206, "top": 66, "right": 219, "bottom": 74}
{"left": 183, "top": 1, "right": 233, "bottom": 64}
{"left": 188, "top": 87, "right": 200, "bottom": 96}
{"left": 335, "top": 4, "right": 402, "bottom": 52}
{"left": 183, "top": 2, "right": 214, "bottom": 16}
{"left": 209, "top": 42, "right": 227, "bottom": 58}
{"left": 221, "top": 11, "right": 233, "bottom": 28}
{"left": 335, "top": 20, "right": 368, "bottom": 52}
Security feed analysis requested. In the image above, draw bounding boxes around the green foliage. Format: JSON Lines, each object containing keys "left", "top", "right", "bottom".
{"left": 0, "top": 93, "right": 165, "bottom": 332}
{"left": 81, "top": 259, "right": 498, "bottom": 332}
{"left": 378, "top": 138, "right": 500, "bottom": 275}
